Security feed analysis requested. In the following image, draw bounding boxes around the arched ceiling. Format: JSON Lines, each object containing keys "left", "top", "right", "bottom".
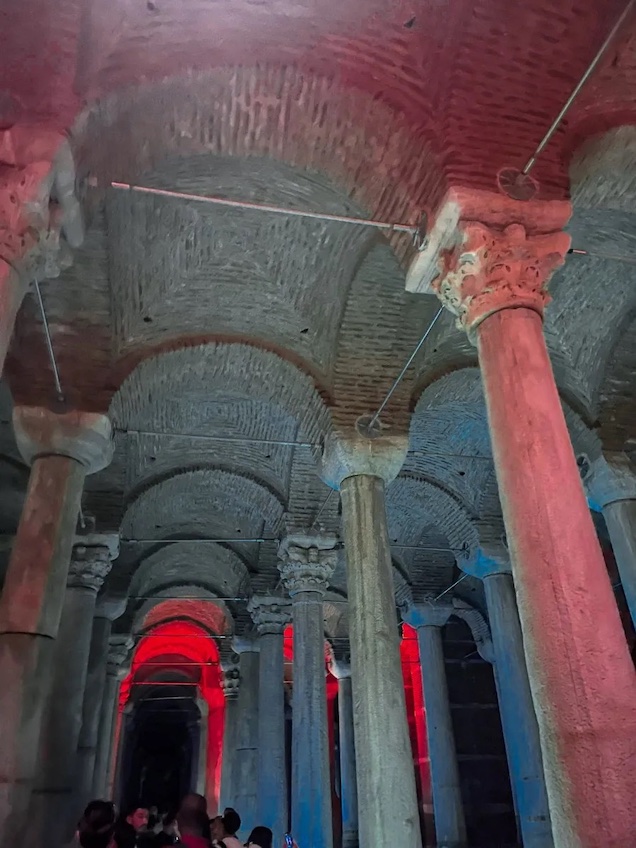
{"left": 0, "top": 0, "right": 634, "bottom": 648}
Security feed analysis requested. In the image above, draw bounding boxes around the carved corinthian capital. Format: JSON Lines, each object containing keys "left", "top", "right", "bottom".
{"left": 405, "top": 188, "right": 571, "bottom": 338}
{"left": 278, "top": 530, "right": 338, "bottom": 597}
{"left": 68, "top": 537, "right": 117, "bottom": 592}
{"left": 247, "top": 595, "right": 291, "bottom": 635}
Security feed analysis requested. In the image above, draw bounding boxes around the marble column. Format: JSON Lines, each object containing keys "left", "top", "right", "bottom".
{"left": 279, "top": 531, "right": 336, "bottom": 848}
{"left": 194, "top": 697, "right": 209, "bottom": 797}
{"left": 219, "top": 660, "right": 241, "bottom": 810}
{"left": 404, "top": 605, "right": 466, "bottom": 848}
{"left": 248, "top": 596, "right": 291, "bottom": 844}
{"left": 74, "top": 594, "right": 127, "bottom": 811}
{"left": 330, "top": 655, "right": 358, "bottom": 848}
{"left": 322, "top": 430, "right": 422, "bottom": 848}
{"left": 93, "top": 637, "right": 133, "bottom": 799}
{"left": 460, "top": 550, "right": 552, "bottom": 847}
{"left": 587, "top": 453, "right": 636, "bottom": 627}
{"left": 0, "top": 128, "right": 83, "bottom": 375}
{"left": 407, "top": 189, "right": 636, "bottom": 845}
{"left": 231, "top": 636, "right": 260, "bottom": 835}
{"left": 0, "top": 407, "right": 112, "bottom": 845}
{"left": 29, "top": 535, "right": 119, "bottom": 845}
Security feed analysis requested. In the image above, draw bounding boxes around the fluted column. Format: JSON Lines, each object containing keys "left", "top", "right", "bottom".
{"left": 404, "top": 604, "right": 466, "bottom": 848}
{"left": 279, "top": 531, "right": 336, "bottom": 848}
{"left": 407, "top": 188, "right": 636, "bottom": 845}
{"left": 93, "top": 637, "right": 133, "bottom": 799}
{"left": 220, "top": 659, "right": 241, "bottom": 810}
{"left": 322, "top": 430, "right": 422, "bottom": 848}
{"left": 248, "top": 596, "right": 291, "bottom": 844}
{"left": 74, "top": 594, "right": 127, "bottom": 811}
{"left": 29, "top": 535, "right": 118, "bottom": 845}
{"left": 587, "top": 453, "right": 636, "bottom": 627}
{"left": 231, "top": 636, "right": 260, "bottom": 835}
{"left": 0, "top": 407, "right": 112, "bottom": 845}
{"left": 330, "top": 655, "right": 358, "bottom": 848}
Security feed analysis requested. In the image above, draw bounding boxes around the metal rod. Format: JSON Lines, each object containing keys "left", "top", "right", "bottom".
{"left": 116, "top": 427, "right": 318, "bottom": 449}
{"left": 122, "top": 537, "right": 276, "bottom": 544}
{"left": 111, "top": 182, "right": 420, "bottom": 235}
{"left": 368, "top": 306, "right": 444, "bottom": 429}
{"left": 33, "top": 279, "right": 64, "bottom": 402}
{"left": 523, "top": 0, "right": 635, "bottom": 174}
{"left": 431, "top": 573, "right": 469, "bottom": 603}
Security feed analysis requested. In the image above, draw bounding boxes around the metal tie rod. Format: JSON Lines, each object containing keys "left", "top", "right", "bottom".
{"left": 111, "top": 182, "right": 420, "bottom": 235}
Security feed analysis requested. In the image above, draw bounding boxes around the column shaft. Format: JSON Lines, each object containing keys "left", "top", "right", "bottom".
{"left": 220, "top": 695, "right": 239, "bottom": 809}
{"left": 75, "top": 617, "right": 112, "bottom": 808}
{"left": 336, "top": 675, "right": 358, "bottom": 848}
{"left": 290, "top": 592, "right": 332, "bottom": 848}
{"left": 478, "top": 307, "right": 636, "bottom": 846}
{"left": 340, "top": 474, "right": 422, "bottom": 848}
{"left": 0, "top": 455, "right": 85, "bottom": 843}
{"left": 257, "top": 632, "right": 287, "bottom": 842}
{"left": 416, "top": 625, "right": 466, "bottom": 848}
{"left": 93, "top": 671, "right": 120, "bottom": 798}
{"left": 603, "top": 499, "right": 636, "bottom": 627}
{"left": 232, "top": 649, "right": 260, "bottom": 835}
{"left": 483, "top": 573, "right": 552, "bottom": 847}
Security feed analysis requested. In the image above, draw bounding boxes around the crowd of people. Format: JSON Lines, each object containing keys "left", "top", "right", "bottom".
{"left": 72, "top": 792, "right": 292, "bottom": 848}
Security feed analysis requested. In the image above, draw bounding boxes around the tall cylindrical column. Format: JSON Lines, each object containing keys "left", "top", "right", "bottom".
{"left": 93, "top": 637, "right": 132, "bottom": 799}
{"left": 279, "top": 532, "right": 336, "bottom": 848}
{"left": 74, "top": 595, "right": 126, "bottom": 810}
{"left": 416, "top": 192, "right": 636, "bottom": 845}
{"left": 29, "top": 537, "right": 117, "bottom": 845}
{"left": 194, "top": 698, "right": 209, "bottom": 797}
{"left": 330, "top": 657, "right": 358, "bottom": 848}
{"left": 406, "top": 607, "right": 466, "bottom": 848}
{"left": 587, "top": 454, "right": 636, "bottom": 628}
{"left": 248, "top": 597, "right": 291, "bottom": 845}
{"left": 219, "top": 660, "right": 241, "bottom": 810}
{"left": 482, "top": 570, "right": 552, "bottom": 847}
{"left": 0, "top": 407, "right": 112, "bottom": 845}
{"left": 231, "top": 638, "right": 260, "bottom": 836}
{"left": 340, "top": 474, "right": 422, "bottom": 848}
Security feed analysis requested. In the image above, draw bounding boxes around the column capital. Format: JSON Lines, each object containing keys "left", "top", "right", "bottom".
{"left": 13, "top": 406, "right": 113, "bottom": 473}
{"left": 220, "top": 662, "right": 241, "bottom": 700}
{"left": 405, "top": 187, "right": 571, "bottom": 337}
{"left": 321, "top": 425, "right": 408, "bottom": 489}
{"left": 278, "top": 530, "right": 338, "bottom": 597}
{"left": 329, "top": 655, "right": 351, "bottom": 680}
{"left": 461, "top": 549, "right": 511, "bottom": 581}
{"left": 247, "top": 595, "right": 291, "bottom": 635}
{"left": 402, "top": 601, "right": 452, "bottom": 629}
{"left": 585, "top": 453, "right": 636, "bottom": 509}
{"left": 232, "top": 633, "right": 260, "bottom": 654}
{"left": 95, "top": 593, "right": 127, "bottom": 623}
{"left": 106, "top": 635, "right": 134, "bottom": 679}
{"left": 68, "top": 544, "right": 112, "bottom": 593}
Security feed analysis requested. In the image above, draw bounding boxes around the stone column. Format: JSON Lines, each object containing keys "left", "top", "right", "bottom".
{"left": 0, "top": 407, "right": 112, "bottom": 844}
{"left": 194, "top": 697, "right": 209, "bottom": 797}
{"left": 93, "top": 637, "right": 133, "bottom": 799}
{"left": 404, "top": 605, "right": 466, "bottom": 848}
{"left": 279, "top": 531, "right": 336, "bottom": 848}
{"left": 322, "top": 430, "right": 422, "bottom": 848}
{"left": 406, "top": 188, "right": 636, "bottom": 846}
{"left": 74, "top": 594, "right": 127, "bottom": 811}
{"left": 219, "top": 660, "right": 241, "bottom": 810}
{"left": 330, "top": 655, "right": 358, "bottom": 848}
{"left": 231, "top": 636, "right": 260, "bottom": 835}
{"left": 587, "top": 453, "right": 636, "bottom": 627}
{"left": 29, "top": 535, "right": 119, "bottom": 845}
{"left": 248, "top": 596, "right": 291, "bottom": 844}
{"left": 459, "top": 552, "right": 552, "bottom": 847}
{"left": 0, "top": 128, "right": 83, "bottom": 374}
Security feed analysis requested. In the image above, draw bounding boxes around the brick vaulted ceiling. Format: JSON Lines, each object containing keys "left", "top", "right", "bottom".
{"left": 0, "top": 0, "right": 635, "bottom": 633}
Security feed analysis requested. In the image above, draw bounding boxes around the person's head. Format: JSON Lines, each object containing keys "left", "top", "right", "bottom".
{"left": 125, "top": 806, "right": 149, "bottom": 832}
{"left": 210, "top": 815, "right": 224, "bottom": 841}
{"left": 179, "top": 792, "right": 208, "bottom": 816}
{"left": 78, "top": 800, "right": 116, "bottom": 848}
{"left": 222, "top": 808, "right": 241, "bottom": 837}
{"left": 245, "top": 826, "right": 273, "bottom": 848}
{"left": 177, "top": 807, "right": 210, "bottom": 838}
